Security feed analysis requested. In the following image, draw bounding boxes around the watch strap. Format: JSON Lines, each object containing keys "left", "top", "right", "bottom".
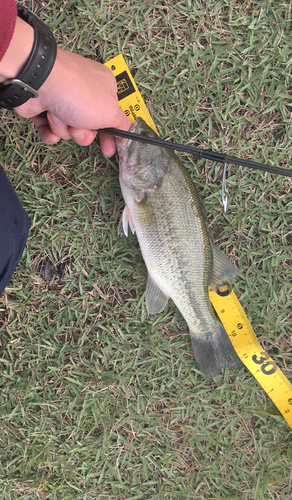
{"left": 0, "top": 5, "right": 57, "bottom": 109}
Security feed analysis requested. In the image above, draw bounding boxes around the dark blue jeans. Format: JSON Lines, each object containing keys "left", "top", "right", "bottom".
{"left": 0, "top": 166, "right": 29, "bottom": 297}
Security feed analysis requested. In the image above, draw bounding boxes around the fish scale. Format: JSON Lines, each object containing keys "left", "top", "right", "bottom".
{"left": 139, "top": 158, "right": 213, "bottom": 326}
{"left": 117, "top": 118, "right": 242, "bottom": 378}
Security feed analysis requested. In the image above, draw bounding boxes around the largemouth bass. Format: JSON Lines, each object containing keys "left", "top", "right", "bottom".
{"left": 117, "top": 118, "right": 242, "bottom": 378}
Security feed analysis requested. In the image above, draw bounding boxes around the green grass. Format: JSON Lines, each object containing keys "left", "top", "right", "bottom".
{"left": 0, "top": 0, "right": 292, "bottom": 498}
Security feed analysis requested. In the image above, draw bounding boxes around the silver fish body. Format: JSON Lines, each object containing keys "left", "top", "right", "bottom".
{"left": 117, "top": 118, "right": 241, "bottom": 378}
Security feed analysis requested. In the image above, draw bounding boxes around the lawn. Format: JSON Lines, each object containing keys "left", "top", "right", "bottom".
{"left": 0, "top": 0, "right": 291, "bottom": 498}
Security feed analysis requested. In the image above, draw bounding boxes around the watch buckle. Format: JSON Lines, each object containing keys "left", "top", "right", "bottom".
{"left": 11, "top": 79, "right": 39, "bottom": 98}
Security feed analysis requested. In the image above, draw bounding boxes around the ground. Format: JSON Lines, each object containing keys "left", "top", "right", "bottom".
{"left": 0, "top": 0, "right": 291, "bottom": 498}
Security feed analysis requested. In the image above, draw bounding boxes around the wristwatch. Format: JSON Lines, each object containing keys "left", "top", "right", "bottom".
{"left": 0, "top": 4, "right": 57, "bottom": 109}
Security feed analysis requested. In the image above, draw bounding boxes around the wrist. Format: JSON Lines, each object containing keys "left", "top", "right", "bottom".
{"left": 0, "top": 5, "right": 57, "bottom": 109}
{"left": 0, "top": 17, "right": 34, "bottom": 83}
{"left": 37, "top": 47, "right": 63, "bottom": 96}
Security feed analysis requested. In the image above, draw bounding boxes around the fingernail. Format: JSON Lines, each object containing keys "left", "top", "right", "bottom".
{"left": 72, "top": 132, "right": 85, "bottom": 141}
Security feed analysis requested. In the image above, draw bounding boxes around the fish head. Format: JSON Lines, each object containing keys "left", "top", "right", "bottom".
{"left": 117, "top": 118, "right": 168, "bottom": 199}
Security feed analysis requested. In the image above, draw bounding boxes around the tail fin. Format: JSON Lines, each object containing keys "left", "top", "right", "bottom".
{"left": 190, "top": 322, "right": 242, "bottom": 379}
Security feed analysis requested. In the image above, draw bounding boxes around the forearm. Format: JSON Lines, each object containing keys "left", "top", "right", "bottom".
{"left": 0, "top": 3, "right": 131, "bottom": 155}
{"left": 0, "top": 16, "right": 34, "bottom": 83}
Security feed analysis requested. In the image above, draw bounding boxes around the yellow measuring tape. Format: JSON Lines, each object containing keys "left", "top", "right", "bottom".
{"left": 104, "top": 55, "right": 158, "bottom": 133}
{"left": 210, "top": 284, "right": 292, "bottom": 428}
{"left": 105, "top": 55, "right": 292, "bottom": 428}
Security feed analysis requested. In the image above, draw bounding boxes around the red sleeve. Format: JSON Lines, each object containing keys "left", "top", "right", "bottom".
{"left": 0, "top": 0, "right": 17, "bottom": 62}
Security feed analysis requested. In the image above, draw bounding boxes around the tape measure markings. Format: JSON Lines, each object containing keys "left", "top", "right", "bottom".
{"left": 104, "top": 55, "right": 158, "bottom": 133}
{"left": 210, "top": 287, "right": 292, "bottom": 427}
{"left": 105, "top": 55, "right": 292, "bottom": 429}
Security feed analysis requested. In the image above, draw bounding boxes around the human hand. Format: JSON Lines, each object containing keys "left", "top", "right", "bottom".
{"left": 15, "top": 48, "right": 131, "bottom": 156}
{"left": 0, "top": 17, "right": 131, "bottom": 156}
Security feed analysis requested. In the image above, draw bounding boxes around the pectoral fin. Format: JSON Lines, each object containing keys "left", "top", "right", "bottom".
{"left": 209, "top": 243, "right": 237, "bottom": 290}
{"left": 146, "top": 275, "right": 169, "bottom": 314}
{"left": 117, "top": 206, "right": 136, "bottom": 236}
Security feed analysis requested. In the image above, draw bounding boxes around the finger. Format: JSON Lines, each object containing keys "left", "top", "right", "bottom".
{"left": 99, "top": 132, "right": 118, "bottom": 157}
{"left": 31, "top": 116, "right": 60, "bottom": 145}
{"left": 98, "top": 108, "right": 132, "bottom": 156}
{"left": 104, "top": 104, "right": 132, "bottom": 132}
{"left": 46, "top": 112, "right": 72, "bottom": 140}
{"left": 112, "top": 110, "right": 132, "bottom": 132}
{"left": 69, "top": 127, "right": 97, "bottom": 146}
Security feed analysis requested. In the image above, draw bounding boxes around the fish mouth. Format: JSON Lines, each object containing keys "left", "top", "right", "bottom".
{"left": 116, "top": 118, "right": 144, "bottom": 152}
{"left": 128, "top": 118, "right": 144, "bottom": 134}
{"left": 129, "top": 119, "right": 141, "bottom": 133}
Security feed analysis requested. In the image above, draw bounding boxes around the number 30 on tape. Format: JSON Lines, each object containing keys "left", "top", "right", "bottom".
{"left": 210, "top": 284, "right": 292, "bottom": 428}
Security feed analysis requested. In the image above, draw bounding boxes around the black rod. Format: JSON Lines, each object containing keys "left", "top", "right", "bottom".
{"left": 99, "top": 127, "right": 292, "bottom": 178}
